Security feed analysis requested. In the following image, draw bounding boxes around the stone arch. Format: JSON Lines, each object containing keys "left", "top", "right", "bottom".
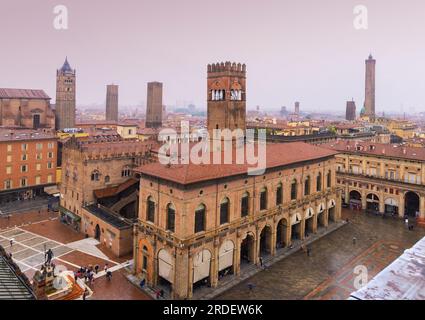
{"left": 366, "top": 193, "right": 380, "bottom": 213}
{"left": 405, "top": 191, "right": 420, "bottom": 217}
{"left": 384, "top": 197, "right": 399, "bottom": 216}
{"left": 218, "top": 240, "right": 235, "bottom": 273}
{"left": 158, "top": 249, "right": 174, "bottom": 285}
{"left": 259, "top": 224, "right": 273, "bottom": 256}
{"left": 240, "top": 231, "right": 256, "bottom": 265}
{"left": 304, "top": 207, "right": 315, "bottom": 236}
{"left": 138, "top": 238, "right": 154, "bottom": 284}
{"left": 290, "top": 212, "right": 302, "bottom": 240}
{"left": 193, "top": 249, "right": 212, "bottom": 285}
{"left": 276, "top": 217, "right": 289, "bottom": 248}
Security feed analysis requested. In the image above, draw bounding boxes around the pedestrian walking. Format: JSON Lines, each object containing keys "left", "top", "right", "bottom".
{"left": 106, "top": 270, "right": 112, "bottom": 281}
{"left": 247, "top": 283, "right": 254, "bottom": 291}
{"left": 259, "top": 257, "right": 263, "bottom": 268}
{"left": 94, "top": 264, "right": 99, "bottom": 274}
{"left": 104, "top": 263, "right": 109, "bottom": 273}
{"left": 306, "top": 247, "right": 311, "bottom": 257}
{"left": 83, "top": 288, "right": 88, "bottom": 300}
{"left": 156, "top": 290, "right": 161, "bottom": 299}
{"left": 140, "top": 279, "right": 146, "bottom": 288}
{"left": 9, "top": 239, "right": 13, "bottom": 247}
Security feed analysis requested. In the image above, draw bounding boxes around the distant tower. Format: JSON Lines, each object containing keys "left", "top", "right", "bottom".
{"left": 346, "top": 100, "right": 356, "bottom": 121}
{"left": 56, "top": 57, "right": 76, "bottom": 130}
{"left": 105, "top": 84, "right": 119, "bottom": 122}
{"left": 280, "top": 106, "right": 287, "bottom": 117}
{"left": 364, "top": 54, "right": 376, "bottom": 120}
{"left": 207, "top": 62, "right": 246, "bottom": 135}
{"left": 146, "top": 82, "right": 163, "bottom": 128}
{"left": 295, "top": 101, "right": 300, "bottom": 115}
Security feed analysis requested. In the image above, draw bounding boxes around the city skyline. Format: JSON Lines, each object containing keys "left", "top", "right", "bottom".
{"left": 1, "top": 0, "right": 425, "bottom": 113}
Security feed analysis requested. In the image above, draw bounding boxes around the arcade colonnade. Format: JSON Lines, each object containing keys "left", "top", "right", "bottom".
{"left": 135, "top": 197, "right": 339, "bottom": 299}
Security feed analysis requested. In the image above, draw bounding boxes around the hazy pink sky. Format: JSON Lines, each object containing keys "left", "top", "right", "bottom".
{"left": 1, "top": 0, "right": 425, "bottom": 114}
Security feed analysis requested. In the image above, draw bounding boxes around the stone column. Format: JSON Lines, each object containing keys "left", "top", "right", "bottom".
{"left": 270, "top": 228, "right": 277, "bottom": 256}
{"left": 399, "top": 193, "right": 405, "bottom": 217}
{"left": 361, "top": 190, "right": 367, "bottom": 210}
{"left": 234, "top": 235, "right": 241, "bottom": 276}
{"left": 210, "top": 240, "right": 219, "bottom": 288}
{"left": 300, "top": 219, "right": 306, "bottom": 240}
{"left": 324, "top": 209, "right": 329, "bottom": 227}
{"left": 312, "top": 213, "right": 318, "bottom": 233}
{"left": 418, "top": 195, "right": 425, "bottom": 227}
{"left": 254, "top": 227, "right": 260, "bottom": 265}
{"left": 287, "top": 222, "right": 292, "bottom": 246}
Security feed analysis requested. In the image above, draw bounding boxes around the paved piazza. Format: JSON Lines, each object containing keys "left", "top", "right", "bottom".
{"left": 217, "top": 209, "right": 425, "bottom": 300}
{"left": 0, "top": 213, "right": 150, "bottom": 300}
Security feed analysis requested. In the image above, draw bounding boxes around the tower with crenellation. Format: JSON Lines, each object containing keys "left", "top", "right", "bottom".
{"left": 207, "top": 62, "right": 246, "bottom": 137}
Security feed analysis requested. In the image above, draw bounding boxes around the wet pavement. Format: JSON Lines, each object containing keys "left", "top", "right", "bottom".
{"left": 217, "top": 209, "right": 425, "bottom": 300}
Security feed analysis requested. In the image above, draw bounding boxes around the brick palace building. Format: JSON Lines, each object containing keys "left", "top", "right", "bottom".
{"left": 0, "top": 128, "right": 57, "bottom": 204}
{"left": 323, "top": 140, "right": 425, "bottom": 224}
{"left": 132, "top": 62, "right": 342, "bottom": 299}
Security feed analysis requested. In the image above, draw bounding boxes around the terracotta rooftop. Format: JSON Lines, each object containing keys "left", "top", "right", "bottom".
{"left": 0, "top": 88, "right": 50, "bottom": 100}
{"left": 322, "top": 140, "right": 425, "bottom": 161}
{"left": 136, "top": 142, "right": 337, "bottom": 185}
{"left": 0, "top": 128, "right": 56, "bottom": 142}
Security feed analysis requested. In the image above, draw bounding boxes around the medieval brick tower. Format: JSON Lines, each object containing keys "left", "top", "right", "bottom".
{"left": 55, "top": 58, "right": 76, "bottom": 130}
{"left": 207, "top": 62, "right": 246, "bottom": 136}
{"left": 106, "top": 84, "right": 119, "bottom": 122}
{"left": 145, "top": 82, "right": 163, "bottom": 128}
{"left": 364, "top": 54, "right": 376, "bottom": 121}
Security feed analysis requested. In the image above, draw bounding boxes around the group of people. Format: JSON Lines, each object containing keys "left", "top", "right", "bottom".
{"left": 74, "top": 263, "right": 112, "bottom": 285}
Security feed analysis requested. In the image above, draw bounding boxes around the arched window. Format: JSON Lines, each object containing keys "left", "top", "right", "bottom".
{"left": 316, "top": 172, "right": 322, "bottom": 192}
{"left": 291, "top": 179, "right": 297, "bottom": 200}
{"left": 276, "top": 183, "right": 283, "bottom": 205}
{"left": 260, "top": 187, "right": 268, "bottom": 211}
{"left": 241, "top": 192, "right": 249, "bottom": 217}
{"left": 122, "top": 167, "right": 131, "bottom": 177}
{"left": 195, "top": 204, "right": 206, "bottom": 233}
{"left": 104, "top": 175, "right": 110, "bottom": 183}
{"left": 166, "top": 203, "right": 176, "bottom": 232}
{"left": 91, "top": 170, "right": 100, "bottom": 181}
{"left": 220, "top": 198, "right": 230, "bottom": 225}
{"left": 327, "top": 170, "right": 332, "bottom": 188}
{"left": 146, "top": 196, "right": 155, "bottom": 223}
{"left": 304, "top": 176, "right": 311, "bottom": 196}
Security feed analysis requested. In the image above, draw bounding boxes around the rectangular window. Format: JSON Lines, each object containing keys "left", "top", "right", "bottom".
{"left": 7, "top": 145, "right": 12, "bottom": 152}
{"left": 6, "top": 155, "right": 12, "bottom": 163}
{"left": 48, "top": 142, "right": 54, "bottom": 149}
{"left": 36, "top": 143, "right": 43, "bottom": 150}
{"left": 48, "top": 152, "right": 54, "bottom": 159}
{"left": 21, "top": 144, "right": 27, "bottom": 151}
{"left": 36, "top": 163, "right": 41, "bottom": 171}
{"left": 36, "top": 153, "right": 42, "bottom": 160}
{"left": 291, "top": 182, "right": 297, "bottom": 200}
{"left": 35, "top": 176, "right": 41, "bottom": 185}
{"left": 21, "top": 165, "right": 28, "bottom": 173}
{"left": 22, "top": 154, "right": 27, "bottom": 161}
{"left": 47, "top": 174, "right": 53, "bottom": 183}
{"left": 260, "top": 190, "right": 267, "bottom": 210}
{"left": 146, "top": 200, "right": 155, "bottom": 223}
{"left": 4, "top": 180, "right": 12, "bottom": 189}
{"left": 47, "top": 162, "right": 53, "bottom": 169}
{"left": 20, "top": 178, "right": 27, "bottom": 187}
{"left": 6, "top": 166, "right": 12, "bottom": 174}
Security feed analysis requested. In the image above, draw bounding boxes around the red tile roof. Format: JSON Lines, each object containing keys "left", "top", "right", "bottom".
{"left": 136, "top": 142, "right": 337, "bottom": 185}
{"left": 322, "top": 140, "right": 425, "bottom": 161}
{"left": 0, "top": 88, "right": 50, "bottom": 100}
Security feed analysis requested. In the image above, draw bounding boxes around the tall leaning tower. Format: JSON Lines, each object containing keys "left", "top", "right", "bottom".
{"left": 56, "top": 57, "right": 76, "bottom": 130}
{"left": 364, "top": 54, "right": 376, "bottom": 121}
{"left": 207, "top": 62, "right": 246, "bottom": 136}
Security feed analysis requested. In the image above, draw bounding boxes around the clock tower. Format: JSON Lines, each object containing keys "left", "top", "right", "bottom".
{"left": 207, "top": 62, "right": 246, "bottom": 137}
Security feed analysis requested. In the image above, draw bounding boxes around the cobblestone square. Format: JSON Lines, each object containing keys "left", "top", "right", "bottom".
{"left": 217, "top": 209, "right": 425, "bottom": 300}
